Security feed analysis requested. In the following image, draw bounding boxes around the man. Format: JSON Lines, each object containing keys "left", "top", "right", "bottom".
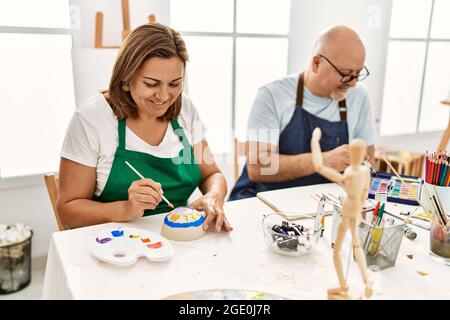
{"left": 229, "top": 25, "right": 377, "bottom": 201}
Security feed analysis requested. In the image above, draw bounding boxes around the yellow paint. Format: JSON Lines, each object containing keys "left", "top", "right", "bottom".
{"left": 417, "top": 211, "right": 432, "bottom": 219}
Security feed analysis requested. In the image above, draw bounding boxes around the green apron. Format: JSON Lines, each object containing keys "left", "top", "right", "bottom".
{"left": 96, "top": 118, "right": 203, "bottom": 215}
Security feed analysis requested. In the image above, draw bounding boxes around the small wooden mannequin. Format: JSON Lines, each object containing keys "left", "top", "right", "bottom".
{"left": 311, "top": 128, "right": 373, "bottom": 300}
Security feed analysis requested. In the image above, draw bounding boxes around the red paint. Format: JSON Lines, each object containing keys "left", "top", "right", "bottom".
{"left": 147, "top": 241, "right": 163, "bottom": 249}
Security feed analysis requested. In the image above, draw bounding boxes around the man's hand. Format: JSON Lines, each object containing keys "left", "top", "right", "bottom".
{"left": 323, "top": 144, "right": 351, "bottom": 172}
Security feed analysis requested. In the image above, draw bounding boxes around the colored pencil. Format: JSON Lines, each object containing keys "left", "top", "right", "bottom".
{"left": 437, "top": 159, "right": 443, "bottom": 185}
{"left": 440, "top": 161, "right": 448, "bottom": 186}
{"left": 430, "top": 156, "right": 434, "bottom": 183}
{"left": 434, "top": 159, "right": 440, "bottom": 185}
{"left": 424, "top": 151, "right": 450, "bottom": 186}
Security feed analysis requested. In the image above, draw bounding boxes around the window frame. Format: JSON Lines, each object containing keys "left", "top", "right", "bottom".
{"left": 170, "top": 0, "right": 290, "bottom": 134}
{"left": 384, "top": 0, "right": 450, "bottom": 135}
{"left": 0, "top": 4, "right": 74, "bottom": 188}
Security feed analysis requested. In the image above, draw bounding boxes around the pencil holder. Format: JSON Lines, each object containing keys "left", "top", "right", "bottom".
{"left": 359, "top": 217, "right": 405, "bottom": 270}
{"left": 420, "top": 182, "right": 450, "bottom": 215}
{"left": 429, "top": 218, "right": 450, "bottom": 265}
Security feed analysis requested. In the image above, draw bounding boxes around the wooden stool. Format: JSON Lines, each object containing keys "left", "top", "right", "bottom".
{"left": 375, "top": 147, "right": 425, "bottom": 178}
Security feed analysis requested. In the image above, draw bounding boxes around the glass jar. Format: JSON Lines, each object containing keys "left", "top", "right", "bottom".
{"left": 429, "top": 218, "right": 450, "bottom": 265}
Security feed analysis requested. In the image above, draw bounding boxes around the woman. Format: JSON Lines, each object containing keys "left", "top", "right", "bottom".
{"left": 57, "top": 23, "right": 233, "bottom": 233}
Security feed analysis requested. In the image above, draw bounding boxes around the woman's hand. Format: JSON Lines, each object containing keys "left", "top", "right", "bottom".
{"left": 190, "top": 193, "right": 233, "bottom": 232}
{"left": 124, "top": 178, "right": 162, "bottom": 220}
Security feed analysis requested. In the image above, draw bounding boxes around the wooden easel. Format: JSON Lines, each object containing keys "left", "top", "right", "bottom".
{"left": 94, "top": 0, "right": 157, "bottom": 48}
{"left": 437, "top": 99, "right": 450, "bottom": 153}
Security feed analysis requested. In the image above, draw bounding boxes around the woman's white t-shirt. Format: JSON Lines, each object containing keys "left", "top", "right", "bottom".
{"left": 61, "top": 93, "right": 206, "bottom": 197}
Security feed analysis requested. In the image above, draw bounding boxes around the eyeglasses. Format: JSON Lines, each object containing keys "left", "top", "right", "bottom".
{"left": 318, "top": 54, "right": 369, "bottom": 83}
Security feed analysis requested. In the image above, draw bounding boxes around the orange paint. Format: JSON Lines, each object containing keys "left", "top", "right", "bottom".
{"left": 147, "top": 241, "right": 163, "bottom": 249}
{"left": 141, "top": 238, "right": 151, "bottom": 243}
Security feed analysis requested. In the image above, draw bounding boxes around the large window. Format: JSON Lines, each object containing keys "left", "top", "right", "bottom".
{"left": 380, "top": 0, "right": 450, "bottom": 136}
{"left": 170, "top": 0, "right": 290, "bottom": 153}
{"left": 0, "top": 0, "right": 75, "bottom": 179}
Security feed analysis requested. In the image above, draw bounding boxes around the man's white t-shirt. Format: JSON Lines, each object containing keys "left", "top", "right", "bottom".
{"left": 61, "top": 93, "right": 206, "bottom": 197}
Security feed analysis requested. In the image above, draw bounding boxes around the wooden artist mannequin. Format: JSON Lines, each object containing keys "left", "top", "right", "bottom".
{"left": 311, "top": 127, "right": 373, "bottom": 300}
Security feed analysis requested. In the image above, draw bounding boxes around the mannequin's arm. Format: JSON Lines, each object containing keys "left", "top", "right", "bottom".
{"left": 311, "top": 128, "right": 345, "bottom": 183}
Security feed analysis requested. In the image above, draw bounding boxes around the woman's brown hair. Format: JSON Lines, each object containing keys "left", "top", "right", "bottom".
{"left": 107, "top": 23, "right": 188, "bottom": 121}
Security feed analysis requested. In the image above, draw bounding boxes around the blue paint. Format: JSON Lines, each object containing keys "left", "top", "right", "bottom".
{"left": 111, "top": 229, "right": 124, "bottom": 237}
{"left": 163, "top": 214, "right": 205, "bottom": 228}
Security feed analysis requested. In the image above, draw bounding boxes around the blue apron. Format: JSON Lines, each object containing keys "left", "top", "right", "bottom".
{"left": 229, "top": 72, "right": 349, "bottom": 201}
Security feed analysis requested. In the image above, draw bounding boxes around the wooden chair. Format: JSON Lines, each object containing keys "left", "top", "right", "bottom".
{"left": 374, "top": 147, "right": 425, "bottom": 178}
{"left": 233, "top": 138, "right": 247, "bottom": 182}
{"left": 44, "top": 174, "right": 65, "bottom": 231}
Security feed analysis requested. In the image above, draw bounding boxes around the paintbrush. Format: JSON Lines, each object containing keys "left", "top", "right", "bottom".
{"left": 124, "top": 160, "right": 174, "bottom": 209}
{"left": 432, "top": 185, "right": 449, "bottom": 225}
{"left": 364, "top": 160, "right": 377, "bottom": 176}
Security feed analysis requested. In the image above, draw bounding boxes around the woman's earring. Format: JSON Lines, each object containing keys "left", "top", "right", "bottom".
{"left": 122, "top": 83, "right": 130, "bottom": 92}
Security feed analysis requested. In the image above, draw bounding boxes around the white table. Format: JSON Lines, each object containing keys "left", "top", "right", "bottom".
{"left": 42, "top": 193, "right": 450, "bottom": 300}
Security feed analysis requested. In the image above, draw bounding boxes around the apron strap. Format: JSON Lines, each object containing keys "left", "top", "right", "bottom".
{"left": 118, "top": 119, "right": 126, "bottom": 150}
{"left": 296, "top": 72, "right": 347, "bottom": 122}
{"left": 295, "top": 72, "right": 305, "bottom": 108}
{"left": 171, "top": 119, "right": 191, "bottom": 149}
{"left": 338, "top": 99, "right": 347, "bottom": 122}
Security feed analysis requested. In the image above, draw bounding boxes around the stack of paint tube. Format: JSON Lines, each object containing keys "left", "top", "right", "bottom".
{"left": 262, "top": 214, "right": 319, "bottom": 257}
{"left": 271, "top": 220, "right": 311, "bottom": 252}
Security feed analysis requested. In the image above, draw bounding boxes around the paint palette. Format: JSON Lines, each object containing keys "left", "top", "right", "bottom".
{"left": 163, "top": 289, "right": 288, "bottom": 300}
{"left": 368, "top": 172, "right": 423, "bottom": 206}
{"left": 88, "top": 227, "right": 174, "bottom": 267}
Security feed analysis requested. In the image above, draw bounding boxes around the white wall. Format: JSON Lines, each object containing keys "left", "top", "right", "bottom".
{"left": 0, "top": 178, "right": 59, "bottom": 258}
{"left": 72, "top": 48, "right": 118, "bottom": 104}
